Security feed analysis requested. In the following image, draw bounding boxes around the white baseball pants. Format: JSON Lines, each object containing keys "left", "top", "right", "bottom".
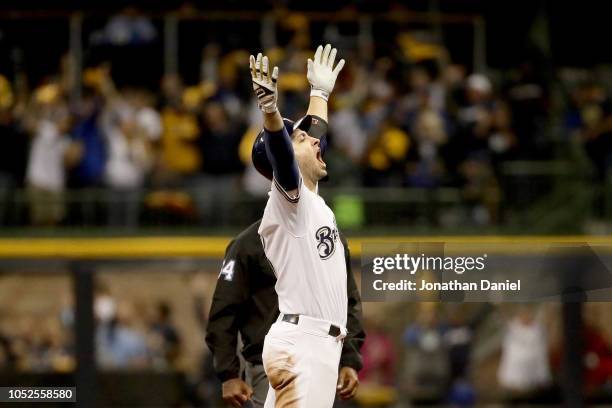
{"left": 262, "top": 315, "right": 346, "bottom": 407}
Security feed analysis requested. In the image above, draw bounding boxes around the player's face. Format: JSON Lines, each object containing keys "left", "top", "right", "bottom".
{"left": 292, "top": 129, "right": 327, "bottom": 182}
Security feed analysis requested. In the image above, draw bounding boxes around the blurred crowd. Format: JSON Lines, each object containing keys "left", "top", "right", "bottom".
{"left": 0, "top": 286, "right": 182, "bottom": 373}
{"left": 0, "top": 313, "right": 73, "bottom": 373}
{"left": 4, "top": 8, "right": 610, "bottom": 229}
{"left": 0, "top": 275, "right": 223, "bottom": 406}
{"left": 356, "top": 303, "right": 612, "bottom": 406}
{"left": 3, "top": 292, "right": 612, "bottom": 406}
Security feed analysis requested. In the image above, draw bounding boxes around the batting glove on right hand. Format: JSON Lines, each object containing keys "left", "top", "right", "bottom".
{"left": 250, "top": 53, "right": 279, "bottom": 114}
{"left": 307, "top": 44, "right": 345, "bottom": 102}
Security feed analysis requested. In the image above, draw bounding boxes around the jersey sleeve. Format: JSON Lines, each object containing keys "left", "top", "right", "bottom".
{"left": 260, "top": 173, "right": 310, "bottom": 237}
{"left": 205, "top": 239, "right": 249, "bottom": 382}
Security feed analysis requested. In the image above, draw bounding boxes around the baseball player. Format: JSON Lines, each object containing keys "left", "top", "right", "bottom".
{"left": 205, "top": 218, "right": 365, "bottom": 407}
{"left": 248, "top": 44, "right": 350, "bottom": 407}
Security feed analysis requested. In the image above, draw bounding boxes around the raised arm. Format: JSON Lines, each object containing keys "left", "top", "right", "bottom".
{"left": 306, "top": 44, "right": 345, "bottom": 122}
{"left": 249, "top": 53, "right": 283, "bottom": 131}
{"left": 250, "top": 53, "right": 299, "bottom": 194}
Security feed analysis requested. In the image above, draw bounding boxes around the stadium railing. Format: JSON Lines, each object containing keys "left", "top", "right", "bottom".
{"left": 0, "top": 159, "right": 603, "bottom": 235}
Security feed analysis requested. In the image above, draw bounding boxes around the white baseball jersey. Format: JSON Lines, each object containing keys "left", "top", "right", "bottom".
{"left": 258, "top": 176, "right": 348, "bottom": 328}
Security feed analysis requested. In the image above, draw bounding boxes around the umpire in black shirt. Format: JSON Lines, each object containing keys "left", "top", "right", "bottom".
{"left": 206, "top": 219, "right": 365, "bottom": 407}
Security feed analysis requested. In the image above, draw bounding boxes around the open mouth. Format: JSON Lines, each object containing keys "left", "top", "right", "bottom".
{"left": 316, "top": 150, "right": 326, "bottom": 166}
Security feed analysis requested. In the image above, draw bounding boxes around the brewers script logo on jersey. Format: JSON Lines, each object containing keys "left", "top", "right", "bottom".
{"left": 315, "top": 225, "right": 338, "bottom": 260}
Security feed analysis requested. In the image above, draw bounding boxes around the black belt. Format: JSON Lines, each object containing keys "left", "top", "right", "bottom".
{"left": 281, "top": 314, "right": 341, "bottom": 337}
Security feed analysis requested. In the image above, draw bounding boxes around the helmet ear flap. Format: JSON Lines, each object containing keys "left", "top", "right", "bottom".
{"left": 252, "top": 130, "right": 273, "bottom": 181}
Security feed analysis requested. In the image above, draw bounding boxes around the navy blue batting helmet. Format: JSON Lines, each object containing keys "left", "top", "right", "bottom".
{"left": 252, "top": 115, "right": 328, "bottom": 181}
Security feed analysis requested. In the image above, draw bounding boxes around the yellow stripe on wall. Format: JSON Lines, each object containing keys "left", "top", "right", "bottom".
{"left": 0, "top": 237, "right": 229, "bottom": 259}
{"left": 0, "top": 236, "right": 612, "bottom": 259}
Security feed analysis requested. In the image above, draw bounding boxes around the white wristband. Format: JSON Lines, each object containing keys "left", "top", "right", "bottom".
{"left": 310, "top": 88, "right": 330, "bottom": 101}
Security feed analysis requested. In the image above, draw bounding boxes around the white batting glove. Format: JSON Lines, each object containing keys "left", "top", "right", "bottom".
{"left": 307, "top": 44, "right": 345, "bottom": 102}
{"left": 249, "top": 53, "right": 279, "bottom": 114}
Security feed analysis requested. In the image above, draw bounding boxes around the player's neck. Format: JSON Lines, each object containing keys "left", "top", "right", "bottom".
{"left": 303, "top": 177, "right": 318, "bottom": 194}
